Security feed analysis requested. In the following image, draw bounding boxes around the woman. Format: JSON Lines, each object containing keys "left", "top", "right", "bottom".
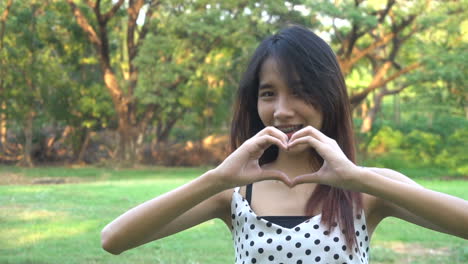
{"left": 101, "top": 25, "right": 468, "bottom": 263}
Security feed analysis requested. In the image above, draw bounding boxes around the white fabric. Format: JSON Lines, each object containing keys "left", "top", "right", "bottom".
{"left": 231, "top": 187, "right": 370, "bottom": 264}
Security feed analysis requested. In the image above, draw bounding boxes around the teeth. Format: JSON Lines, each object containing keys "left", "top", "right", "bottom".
{"left": 277, "top": 125, "right": 302, "bottom": 134}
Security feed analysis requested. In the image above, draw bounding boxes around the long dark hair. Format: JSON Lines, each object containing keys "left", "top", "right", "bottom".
{"left": 230, "top": 25, "right": 362, "bottom": 248}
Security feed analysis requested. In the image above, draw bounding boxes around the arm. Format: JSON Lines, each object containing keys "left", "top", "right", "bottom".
{"left": 366, "top": 168, "right": 452, "bottom": 235}
{"left": 101, "top": 126, "right": 292, "bottom": 254}
{"left": 357, "top": 167, "right": 468, "bottom": 239}
{"left": 287, "top": 126, "right": 468, "bottom": 240}
{"left": 101, "top": 170, "right": 230, "bottom": 255}
{"left": 362, "top": 168, "right": 468, "bottom": 239}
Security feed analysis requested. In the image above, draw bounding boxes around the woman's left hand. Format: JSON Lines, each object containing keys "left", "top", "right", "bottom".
{"left": 287, "top": 126, "right": 363, "bottom": 191}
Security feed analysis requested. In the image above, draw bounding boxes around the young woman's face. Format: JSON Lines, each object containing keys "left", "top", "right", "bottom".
{"left": 257, "top": 57, "right": 323, "bottom": 139}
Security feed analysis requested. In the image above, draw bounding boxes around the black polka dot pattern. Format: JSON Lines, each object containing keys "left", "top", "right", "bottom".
{"left": 231, "top": 187, "right": 370, "bottom": 263}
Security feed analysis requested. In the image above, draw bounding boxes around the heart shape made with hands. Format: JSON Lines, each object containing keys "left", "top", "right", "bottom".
{"left": 258, "top": 138, "right": 322, "bottom": 188}
{"left": 238, "top": 125, "right": 356, "bottom": 190}
{"left": 259, "top": 126, "right": 354, "bottom": 189}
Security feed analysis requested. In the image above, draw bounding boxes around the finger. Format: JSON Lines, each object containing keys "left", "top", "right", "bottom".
{"left": 289, "top": 126, "right": 328, "bottom": 143}
{"left": 256, "top": 135, "right": 288, "bottom": 151}
{"left": 291, "top": 173, "right": 319, "bottom": 187}
{"left": 259, "top": 169, "right": 292, "bottom": 187}
{"left": 287, "top": 136, "right": 325, "bottom": 154}
{"left": 257, "top": 126, "right": 288, "bottom": 145}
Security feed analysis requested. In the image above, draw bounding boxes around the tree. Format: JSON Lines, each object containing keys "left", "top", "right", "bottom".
{"left": 307, "top": 0, "right": 467, "bottom": 132}
{"left": 66, "top": 0, "right": 160, "bottom": 163}
{"left": 40, "top": 1, "right": 115, "bottom": 163}
{"left": 4, "top": 1, "right": 46, "bottom": 166}
{"left": 0, "top": 0, "right": 13, "bottom": 156}
{"left": 135, "top": 0, "right": 314, "bottom": 152}
{"left": 66, "top": 0, "right": 313, "bottom": 163}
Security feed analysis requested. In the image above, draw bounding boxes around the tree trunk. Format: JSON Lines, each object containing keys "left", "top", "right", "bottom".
{"left": 394, "top": 93, "right": 400, "bottom": 125}
{"left": 360, "top": 101, "right": 368, "bottom": 120}
{"left": 77, "top": 128, "right": 91, "bottom": 163}
{"left": 19, "top": 111, "right": 34, "bottom": 167}
{"left": 1, "top": 0, "right": 13, "bottom": 153}
{"left": 0, "top": 102, "right": 6, "bottom": 148}
{"left": 67, "top": 0, "right": 150, "bottom": 165}
{"left": 360, "top": 92, "right": 384, "bottom": 133}
{"left": 117, "top": 120, "right": 137, "bottom": 163}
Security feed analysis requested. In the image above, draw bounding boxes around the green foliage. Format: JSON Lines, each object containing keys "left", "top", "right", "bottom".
{"left": 2, "top": 0, "right": 467, "bottom": 165}
{"left": 367, "top": 126, "right": 405, "bottom": 155}
{"left": 136, "top": 0, "right": 313, "bottom": 141}
{"left": 402, "top": 130, "right": 442, "bottom": 165}
{"left": 364, "top": 120, "right": 468, "bottom": 178}
{"left": 435, "top": 129, "right": 468, "bottom": 175}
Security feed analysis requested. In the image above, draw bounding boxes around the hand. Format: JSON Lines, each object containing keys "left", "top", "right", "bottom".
{"left": 213, "top": 126, "right": 293, "bottom": 189}
{"left": 287, "top": 126, "right": 363, "bottom": 191}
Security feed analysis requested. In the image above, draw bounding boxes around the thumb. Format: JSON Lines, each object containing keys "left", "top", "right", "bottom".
{"left": 291, "top": 173, "right": 319, "bottom": 187}
{"left": 260, "top": 169, "right": 292, "bottom": 187}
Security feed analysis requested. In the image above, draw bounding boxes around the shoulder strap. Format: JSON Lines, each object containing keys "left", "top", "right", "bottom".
{"left": 246, "top": 183, "right": 253, "bottom": 205}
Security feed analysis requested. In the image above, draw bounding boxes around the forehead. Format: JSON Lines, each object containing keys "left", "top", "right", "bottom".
{"left": 259, "top": 57, "right": 280, "bottom": 80}
{"left": 259, "top": 57, "right": 300, "bottom": 88}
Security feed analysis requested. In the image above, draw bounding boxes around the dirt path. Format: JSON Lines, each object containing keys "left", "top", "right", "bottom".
{"left": 0, "top": 171, "right": 84, "bottom": 185}
{"left": 372, "top": 241, "right": 454, "bottom": 264}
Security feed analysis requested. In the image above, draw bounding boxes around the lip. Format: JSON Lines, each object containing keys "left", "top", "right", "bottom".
{"left": 274, "top": 124, "right": 304, "bottom": 138}
{"left": 275, "top": 124, "right": 304, "bottom": 129}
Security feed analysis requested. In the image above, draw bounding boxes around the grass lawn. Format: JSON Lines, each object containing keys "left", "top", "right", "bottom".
{"left": 0, "top": 166, "right": 467, "bottom": 264}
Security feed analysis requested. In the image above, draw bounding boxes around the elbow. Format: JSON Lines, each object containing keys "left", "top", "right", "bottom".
{"left": 101, "top": 227, "right": 124, "bottom": 255}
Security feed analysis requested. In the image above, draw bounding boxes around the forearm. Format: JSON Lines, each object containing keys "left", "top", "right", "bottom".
{"left": 101, "top": 169, "right": 225, "bottom": 254}
{"left": 358, "top": 168, "right": 468, "bottom": 239}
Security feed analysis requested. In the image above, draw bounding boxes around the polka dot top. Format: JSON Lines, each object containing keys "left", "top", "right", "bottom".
{"left": 230, "top": 187, "right": 370, "bottom": 264}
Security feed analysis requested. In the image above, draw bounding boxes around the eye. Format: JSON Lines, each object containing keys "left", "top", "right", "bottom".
{"left": 259, "top": 91, "right": 274, "bottom": 97}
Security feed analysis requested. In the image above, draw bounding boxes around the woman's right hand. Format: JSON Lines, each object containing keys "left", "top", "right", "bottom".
{"left": 212, "top": 126, "right": 292, "bottom": 189}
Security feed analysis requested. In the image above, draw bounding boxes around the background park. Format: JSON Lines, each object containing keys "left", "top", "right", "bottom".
{"left": 0, "top": 0, "right": 467, "bottom": 263}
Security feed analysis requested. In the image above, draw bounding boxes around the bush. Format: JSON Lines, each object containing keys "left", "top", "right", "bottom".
{"left": 367, "top": 126, "right": 404, "bottom": 154}
{"left": 364, "top": 125, "right": 467, "bottom": 178}
{"left": 402, "top": 130, "right": 441, "bottom": 165}
{"left": 435, "top": 128, "right": 468, "bottom": 175}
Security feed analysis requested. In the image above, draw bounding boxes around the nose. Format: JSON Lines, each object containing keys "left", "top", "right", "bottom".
{"left": 273, "top": 94, "right": 294, "bottom": 120}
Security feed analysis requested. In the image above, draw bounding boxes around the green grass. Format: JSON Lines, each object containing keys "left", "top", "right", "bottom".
{"left": 0, "top": 166, "right": 467, "bottom": 263}
{"left": 359, "top": 156, "right": 467, "bottom": 180}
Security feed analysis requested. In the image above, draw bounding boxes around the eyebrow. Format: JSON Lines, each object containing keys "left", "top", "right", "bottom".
{"left": 258, "top": 83, "right": 273, "bottom": 90}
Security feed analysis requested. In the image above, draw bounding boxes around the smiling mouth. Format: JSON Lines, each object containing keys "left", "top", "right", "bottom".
{"left": 275, "top": 125, "right": 303, "bottom": 139}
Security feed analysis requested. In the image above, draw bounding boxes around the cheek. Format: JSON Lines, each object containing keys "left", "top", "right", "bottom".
{"left": 315, "top": 114, "right": 323, "bottom": 130}
{"left": 308, "top": 107, "right": 323, "bottom": 130}
{"left": 257, "top": 103, "right": 271, "bottom": 125}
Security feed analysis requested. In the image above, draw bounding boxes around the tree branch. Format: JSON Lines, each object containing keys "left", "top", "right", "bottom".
{"left": 0, "top": 0, "right": 13, "bottom": 50}
{"left": 350, "top": 62, "right": 420, "bottom": 106}
{"left": 138, "top": 104, "right": 159, "bottom": 132}
{"left": 127, "top": 0, "right": 145, "bottom": 62}
{"left": 372, "top": 0, "right": 395, "bottom": 24}
{"left": 102, "top": 0, "right": 124, "bottom": 22}
{"left": 95, "top": 0, "right": 102, "bottom": 19}
{"left": 339, "top": 31, "right": 395, "bottom": 74}
{"left": 136, "top": 1, "right": 160, "bottom": 52}
{"left": 85, "top": 0, "right": 95, "bottom": 9}
{"left": 382, "top": 83, "right": 411, "bottom": 96}
{"left": 66, "top": 0, "right": 101, "bottom": 48}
